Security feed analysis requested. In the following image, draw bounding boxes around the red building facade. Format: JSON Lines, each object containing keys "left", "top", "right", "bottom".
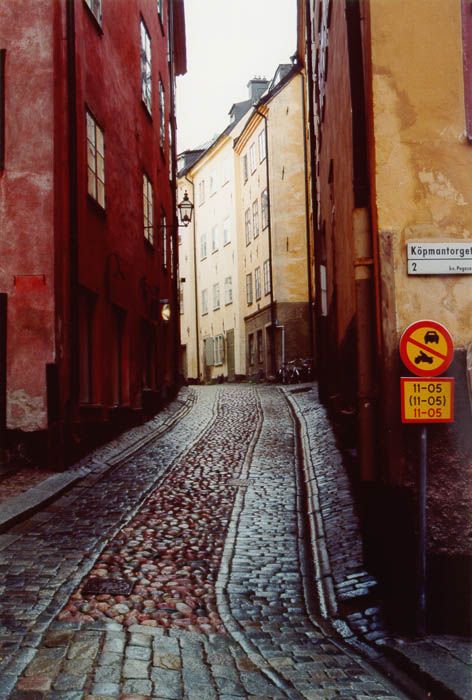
{"left": 0, "top": 0, "right": 186, "bottom": 465}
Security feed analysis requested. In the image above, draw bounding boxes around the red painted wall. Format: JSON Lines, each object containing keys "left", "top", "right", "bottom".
{"left": 0, "top": 0, "right": 185, "bottom": 460}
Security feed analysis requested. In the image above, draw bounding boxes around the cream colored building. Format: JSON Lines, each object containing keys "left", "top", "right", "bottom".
{"left": 177, "top": 86, "right": 265, "bottom": 382}
{"left": 234, "top": 65, "right": 312, "bottom": 379}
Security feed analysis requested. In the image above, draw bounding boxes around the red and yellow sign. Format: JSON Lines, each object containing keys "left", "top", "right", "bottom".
{"left": 399, "top": 320, "right": 453, "bottom": 377}
{"left": 401, "top": 377, "right": 454, "bottom": 423}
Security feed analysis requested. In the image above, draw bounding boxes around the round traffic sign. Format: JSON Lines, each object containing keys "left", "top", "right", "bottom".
{"left": 400, "top": 320, "right": 453, "bottom": 377}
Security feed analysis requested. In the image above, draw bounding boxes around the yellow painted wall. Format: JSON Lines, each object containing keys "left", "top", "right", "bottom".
{"left": 370, "top": 0, "right": 472, "bottom": 346}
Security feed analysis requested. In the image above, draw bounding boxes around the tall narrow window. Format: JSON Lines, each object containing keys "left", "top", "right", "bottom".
{"left": 252, "top": 200, "right": 259, "bottom": 237}
{"left": 249, "top": 333, "right": 255, "bottom": 365}
{"left": 255, "top": 267, "right": 261, "bottom": 300}
{"left": 201, "top": 289, "right": 208, "bottom": 315}
{"left": 245, "top": 208, "right": 251, "bottom": 245}
{"left": 263, "top": 259, "right": 271, "bottom": 295}
{"left": 249, "top": 143, "right": 256, "bottom": 173}
{"left": 213, "top": 282, "right": 220, "bottom": 310}
{"left": 85, "top": 0, "right": 102, "bottom": 23}
{"left": 161, "top": 210, "right": 167, "bottom": 267}
{"left": 261, "top": 188, "right": 269, "bottom": 229}
{"left": 86, "top": 110, "right": 105, "bottom": 208}
{"left": 246, "top": 272, "right": 253, "bottom": 305}
{"left": 224, "top": 276, "right": 233, "bottom": 305}
{"left": 0, "top": 50, "right": 5, "bottom": 172}
{"left": 214, "top": 335, "right": 224, "bottom": 365}
{"left": 140, "top": 19, "right": 152, "bottom": 113}
{"left": 159, "top": 78, "right": 165, "bottom": 149}
{"left": 143, "top": 173, "right": 154, "bottom": 245}
{"left": 200, "top": 232, "right": 207, "bottom": 259}
{"left": 223, "top": 217, "right": 231, "bottom": 245}
{"left": 157, "top": 0, "right": 163, "bottom": 22}
{"left": 258, "top": 129, "right": 266, "bottom": 162}
{"left": 211, "top": 224, "right": 218, "bottom": 252}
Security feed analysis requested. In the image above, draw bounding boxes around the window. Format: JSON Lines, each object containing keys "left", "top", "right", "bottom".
{"left": 225, "top": 276, "right": 233, "bottom": 305}
{"left": 201, "top": 288, "right": 208, "bottom": 315}
{"left": 159, "top": 78, "right": 165, "bottom": 149}
{"left": 258, "top": 129, "right": 266, "bottom": 162}
{"left": 140, "top": 19, "right": 152, "bottom": 113}
{"left": 245, "top": 208, "right": 251, "bottom": 245}
{"left": 200, "top": 232, "right": 207, "bottom": 259}
{"left": 211, "top": 224, "right": 218, "bottom": 253}
{"left": 249, "top": 143, "right": 256, "bottom": 173}
{"left": 257, "top": 329, "right": 263, "bottom": 363}
{"left": 252, "top": 200, "right": 259, "bottom": 237}
{"left": 261, "top": 188, "right": 269, "bottom": 229}
{"left": 179, "top": 284, "right": 184, "bottom": 314}
{"left": 85, "top": 0, "right": 102, "bottom": 23}
{"left": 246, "top": 272, "right": 253, "bottom": 305}
{"left": 213, "top": 282, "right": 220, "bottom": 310}
{"left": 249, "top": 333, "right": 255, "bottom": 365}
{"left": 255, "top": 267, "right": 261, "bottom": 300}
{"left": 161, "top": 210, "right": 167, "bottom": 268}
{"left": 243, "top": 154, "right": 248, "bottom": 182}
{"left": 199, "top": 179, "right": 205, "bottom": 204}
{"left": 263, "top": 259, "right": 271, "bottom": 295}
{"left": 223, "top": 217, "right": 231, "bottom": 245}
{"left": 170, "top": 233, "right": 174, "bottom": 277}
{"left": 0, "top": 50, "right": 4, "bottom": 171}
{"left": 143, "top": 173, "right": 154, "bottom": 244}
{"left": 157, "top": 0, "right": 163, "bottom": 22}
{"left": 214, "top": 334, "right": 224, "bottom": 366}
{"left": 204, "top": 336, "right": 214, "bottom": 365}
{"left": 86, "top": 110, "right": 105, "bottom": 208}
{"left": 209, "top": 169, "right": 218, "bottom": 195}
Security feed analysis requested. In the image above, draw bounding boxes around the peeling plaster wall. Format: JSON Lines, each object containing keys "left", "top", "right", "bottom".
{"left": 371, "top": 0, "right": 472, "bottom": 345}
{"left": 0, "top": 1, "right": 56, "bottom": 431}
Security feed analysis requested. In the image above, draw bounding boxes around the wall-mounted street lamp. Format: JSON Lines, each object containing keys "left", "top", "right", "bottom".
{"left": 177, "top": 190, "right": 194, "bottom": 226}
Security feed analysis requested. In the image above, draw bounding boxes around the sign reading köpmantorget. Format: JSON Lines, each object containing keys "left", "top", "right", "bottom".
{"left": 407, "top": 241, "right": 472, "bottom": 274}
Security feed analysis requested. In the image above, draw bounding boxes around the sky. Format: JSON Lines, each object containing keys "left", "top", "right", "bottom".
{"left": 175, "top": 0, "right": 297, "bottom": 153}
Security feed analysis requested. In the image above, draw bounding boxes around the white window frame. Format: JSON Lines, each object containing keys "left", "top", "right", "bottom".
{"left": 213, "top": 282, "right": 220, "bottom": 310}
{"left": 224, "top": 275, "right": 233, "bottom": 305}
{"left": 261, "top": 188, "right": 269, "bottom": 229}
{"left": 143, "top": 173, "right": 154, "bottom": 245}
{"left": 140, "top": 19, "right": 152, "bottom": 113}
{"left": 211, "top": 224, "right": 218, "bottom": 253}
{"left": 201, "top": 288, "right": 208, "bottom": 315}
{"left": 200, "top": 232, "right": 207, "bottom": 259}
{"left": 223, "top": 217, "right": 231, "bottom": 245}
{"left": 255, "top": 266, "right": 261, "bottom": 301}
{"left": 245, "top": 208, "right": 251, "bottom": 245}
{"left": 249, "top": 143, "right": 256, "bottom": 173}
{"left": 252, "top": 200, "right": 259, "bottom": 238}
{"left": 263, "top": 259, "right": 271, "bottom": 295}
{"left": 246, "top": 272, "right": 253, "bottom": 305}
{"left": 258, "top": 129, "right": 266, "bottom": 162}
{"left": 159, "top": 78, "right": 165, "bottom": 149}
{"left": 86, "top": 110, "right": 105, "bottom": 208}
{"left": 214, "top": 334, "right": 224, "bottom": 366}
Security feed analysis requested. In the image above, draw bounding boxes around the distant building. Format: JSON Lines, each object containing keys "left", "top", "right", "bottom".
{"left": 0, "top": 0, "right": 187, "bottom": 466}
{"left": 178, "top": 67, "right": 313, "bottom": 383}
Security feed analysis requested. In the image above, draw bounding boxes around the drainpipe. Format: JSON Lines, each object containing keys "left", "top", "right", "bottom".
{"left": 168, "top": 2, "right": 179, "bottom": 390}
{"left": 300, "top": 71, "right": 315, "bottom": 362}
{"left": 254, "top": 107, "right": 276, "bottom": 376}
{"left": 66, "top": 0, "right": 79, "bottom": 422}
{"left": 185, "top": 174, "right": 200, "bottom": 382}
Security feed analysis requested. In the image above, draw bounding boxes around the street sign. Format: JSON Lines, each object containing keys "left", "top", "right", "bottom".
{"left": 401, "top": 377, "right": 454, "bottom": 423}
{"left": 407, "top": 242, "right": 472, "bottom": 275}
{"left": 399, "top": 320, "right": 453, "bottom": 377}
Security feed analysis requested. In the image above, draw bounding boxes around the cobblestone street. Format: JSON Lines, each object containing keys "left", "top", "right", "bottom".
{"left": 0, "top": 385, "right": 408, "bottom": 700}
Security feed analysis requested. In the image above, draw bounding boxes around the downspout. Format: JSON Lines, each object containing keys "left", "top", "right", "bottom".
{"left": 185, "top": 174, "right": 200, "bottom": 381}
{"left": 300, "top": 71, "right": 315, "bottom": 361}
{"left": 254, "top": 107, "right": 276, "bottom": 376}
{"left": 168, "top": 1, "right": 180, "bottom": 390}
{"left": 66, "top": 0, "right": 79, "bottom": 421}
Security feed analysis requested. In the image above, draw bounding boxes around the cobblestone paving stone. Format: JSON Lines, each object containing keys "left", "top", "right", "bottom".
{"left": 0, "top": 385, "right": 408, "bottom": 700}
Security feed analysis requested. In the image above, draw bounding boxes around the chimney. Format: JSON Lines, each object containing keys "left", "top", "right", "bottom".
{"left": 247, "top": 76, "right": 269, "bottom": 103}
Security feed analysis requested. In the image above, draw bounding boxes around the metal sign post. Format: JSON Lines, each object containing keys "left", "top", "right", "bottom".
{"left": 399, "top": 320, "right": 454, "bottom": 636}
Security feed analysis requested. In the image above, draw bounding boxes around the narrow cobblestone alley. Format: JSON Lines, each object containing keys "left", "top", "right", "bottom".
{"left": 0, "top": 386, "right": 408, "bottom": 700}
